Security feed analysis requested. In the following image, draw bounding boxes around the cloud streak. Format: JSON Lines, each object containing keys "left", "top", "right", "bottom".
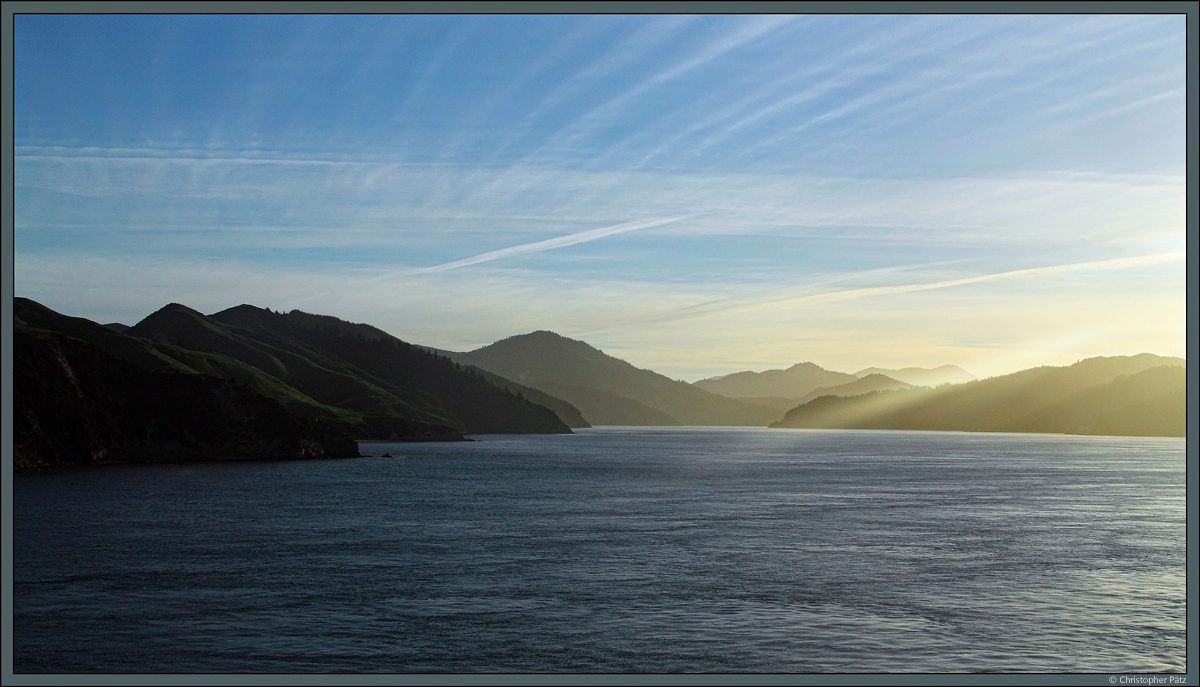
{"left": 586, "top": 251, "right": 1188, "bottom": 332}
{"left": 771, "top": 251, "right": 1186, "bottom": 308}
{"left": 409, "top": 216, "right": 689, "bottom": 274}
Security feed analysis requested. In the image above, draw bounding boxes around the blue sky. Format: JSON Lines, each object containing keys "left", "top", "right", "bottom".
{"left": 14, "top": 13, "right": 1187, "bottom": 379}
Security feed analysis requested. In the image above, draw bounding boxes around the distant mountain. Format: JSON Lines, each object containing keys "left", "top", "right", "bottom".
{"left": 461, "top": 367, "right": 591, "bottom": 428}
{"left": 693, "top": 362, "right": 858, "bottom": 400}
{"left": 791, "top": 373, "right": 913, "bottom": 406}
{"left": 771, "top": 354, "right": 1185, "bottom": 437}
{"left": 453, "top": 331, "right": 781, "bottom": 426}
{"left": 14, "top": 326, "right": 359, "bottom": 473}
{"left": 536, "top": 382, "right": 682, "bottom": 426}
{"left": 852, "top": 365, "right": 976, "bottom": 387}
{"left": 416, "top": 344, "right": 590, "bottom": 428}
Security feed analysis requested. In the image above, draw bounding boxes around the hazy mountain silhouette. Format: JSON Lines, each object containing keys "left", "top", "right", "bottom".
{"left": 536, "top": 382, "right": 683, "bottom": 425}
{"left": 771, "top": 354, "right": 1184, "bottom": 437}
{"left": 454, "top": 331, "right": 781, "bottom": 426}
{"left": 693, "top": 362, "right": 858, "bottom": 400}
{"left": 791, "top": 373, "right": 913, "bottom": 406}
{"left": 14, "top": 325, "right": 360, "bottom": 473}
{"left": 415, "top": 345, "right": 590, "bottom": 428}
{"left": 852, "top": 365, "right": 976, "bottom": 387}
{"left": 458, "top": 367, "right": 591, "bottom": 428}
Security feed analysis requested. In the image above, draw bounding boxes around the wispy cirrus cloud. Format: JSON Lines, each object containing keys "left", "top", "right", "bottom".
{"left": 745, "top": 251, "right": 1187, "bottom": 310}
{"left": 514, "top": 15, "right": 800, "bottom": 167}
{"left": 408, "top": 216, "right": 689, "bottom": 274}
{"left": 14, "top": 15, "right": 1185, "bottom": 379}
{"left": 570, "top": 251, "right": 1187, "bottom": 336}
{"left": 15, "top": 148, "right": 1184, "bottom": 246}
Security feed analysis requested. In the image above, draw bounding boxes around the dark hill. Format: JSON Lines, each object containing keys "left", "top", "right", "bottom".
{"left": 14, "top": 326, "right": 360, "bottom": 473}
{"left": 463, "top": 367, "right": 591, "bottom": 428}
{"left": 414, "top": 343, "right": 590, "bottom": 428}
{"left": 18, "top": 299, "right": 568, "bottom": 439}
{"left": 126, "top": 303, "right": 561, "bottom": 435}
{"left": 537, "top": 382, "right": 682, "bottom": 425}
{"left": 454, "top": 331, "right": 781, "bottom": 426}
{"left": 17, "top": 297, "right": 196, "bottom": 374}
{"left": 17, "top": 298, "right": 388, "bottom": 434}
{"left": 204, "top": 306, "right": 571, "bottom": 435}
{"left": 133, "top": 303, "right": 453, "bottom": 427}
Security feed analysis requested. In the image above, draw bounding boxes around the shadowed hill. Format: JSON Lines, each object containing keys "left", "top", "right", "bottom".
{"left": 130, "top": 303, "right": 456, "bottom": 434}
{"left": 17, "top": 299, "right": 569, "bottom": 440}
{"left": 454, "top": 331, "right": 781, "bottom": 426}
{"left": 219, "top": 306, "right": 573, "bottom": 435}
{"left": 693, "top": 362, "right": 859, "bottom": 400}
{"left": 127, "top": 303, "right": 571, "bottom": 435}
{"left": 17, "top": 297, "right": 197, "bottom": 374}
{"left": 19, "top": 299, "right": 393, "bottom": 432}
{"left": 462, "top": 367, "right": 591, "bottom": 428}
{"left": 536, "top": 382, "right": 682, "bottom": 426}
{"left": 14, "top": 326, "right": 360, "bottom": 473}
{"left": 771, "top": 355, "right": 1185, "bottom": 437}
{"left": 414, "top": 343, "right": 590, "bottom": 428}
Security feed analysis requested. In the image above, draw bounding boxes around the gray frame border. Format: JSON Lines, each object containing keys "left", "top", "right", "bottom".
{"left": 2, "top": 2, "right": 1196, "bottom": 686}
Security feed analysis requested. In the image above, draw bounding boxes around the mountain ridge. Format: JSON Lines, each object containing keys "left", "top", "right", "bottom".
{"left": 771, "top": 354, "right": 1184, "bottom": 436}
{"left": 453, "top": 330, "right": 782, "bottom": 426}
{"left": 851, "top": 365, "right": 976, "bottom": 387}
{"left": 16, "top": 299, "right": 573, "bottom": 444}
{"left": 693, "top": 362, "right": 859, "bottom": 400}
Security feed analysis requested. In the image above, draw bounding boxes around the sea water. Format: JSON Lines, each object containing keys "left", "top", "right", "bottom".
{"left": 13, "top": 427, "right": 1186, "bottom": 673}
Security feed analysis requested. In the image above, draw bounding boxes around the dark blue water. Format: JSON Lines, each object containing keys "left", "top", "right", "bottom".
{"left": 13, "top": 427, "right": 1186, "bottom": 673}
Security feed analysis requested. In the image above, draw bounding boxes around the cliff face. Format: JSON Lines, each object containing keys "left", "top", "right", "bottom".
{"left": 15, "top": 327, "right": 360, "bottom": 473}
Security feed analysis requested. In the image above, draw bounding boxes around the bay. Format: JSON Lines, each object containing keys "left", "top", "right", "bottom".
{"left": 13, "top": 427, "right": 1186, "bottom": 673}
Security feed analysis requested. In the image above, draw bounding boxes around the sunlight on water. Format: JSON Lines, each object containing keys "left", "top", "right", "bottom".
{"left": 14, "top": 428, "right": 1186, "bottom": 673}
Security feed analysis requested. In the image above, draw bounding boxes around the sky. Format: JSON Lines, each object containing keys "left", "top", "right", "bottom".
{"left": 13, "top": 12, "right": 1188, "bottom": 381}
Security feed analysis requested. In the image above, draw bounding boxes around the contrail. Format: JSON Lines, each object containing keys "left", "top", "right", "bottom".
{"left": 576, "top": 250, "right": 1186, "bottom": 335}
{"left": 411, "top": 216, "right": 689, "bottom": 273}
{"left": 770, "top": 250, "right": 1186, "bottom": 308}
